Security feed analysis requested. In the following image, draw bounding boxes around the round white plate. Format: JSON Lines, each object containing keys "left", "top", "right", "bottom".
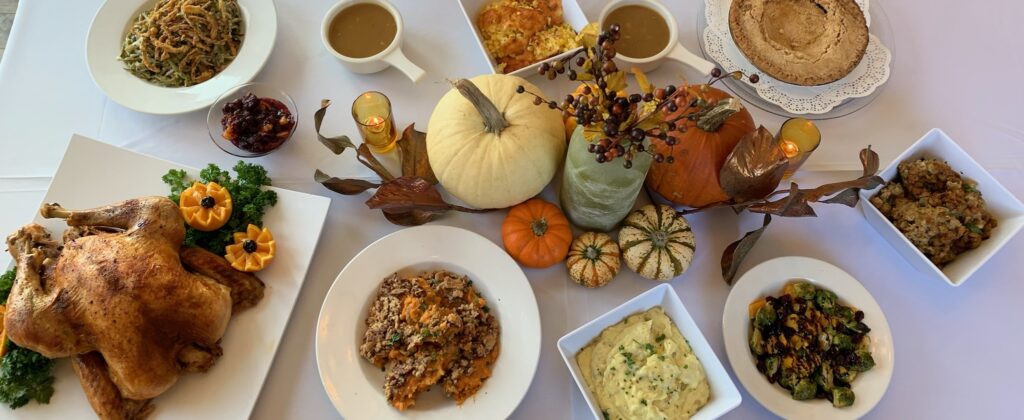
{"left": 722, "top": 257, "right": 893, "bottom": 419}
{"left": 86, "top": 0, "right": 278, "bottom": 115}
{"left": 315, "top": 225, "right": 541, "bottom": 419}
{"left": 702, "top": 0, "right": 893, "bottom": 116}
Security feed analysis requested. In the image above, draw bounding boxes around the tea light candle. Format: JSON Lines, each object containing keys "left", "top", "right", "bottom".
{"left": 352, "top": 91, "right": 399, "bottom": 153}
{"left": 776, "top": 118, "right": 821, "bottom": 178}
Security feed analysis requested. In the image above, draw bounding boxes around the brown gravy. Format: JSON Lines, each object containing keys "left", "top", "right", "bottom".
{"left": 603, "top": 5, "right": 670, "bottom": 59}
{"left": 327, "top": 3, "right": 397, "bottom": 58}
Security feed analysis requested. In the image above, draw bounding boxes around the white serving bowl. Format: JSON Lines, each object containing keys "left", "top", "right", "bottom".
{"left": 722, "top": 257, "right": 894, "bottom": 419}
{"left": 557, "top": 284, "right": 741, "bottom": 419}
{"left": 859, "top": 128, "right": 1024, "bottom": 286}
{"left": 457, "top": 0, "right": 588, "bottom": 78}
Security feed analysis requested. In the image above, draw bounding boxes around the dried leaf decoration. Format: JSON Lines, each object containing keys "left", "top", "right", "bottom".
{"left": 719, "top": 126, "right": 789, "bottom": 202}
{"left": 721, "top": 214, "right": 771, "bottom": 284}
{"left": 313, "top": 169, "right": 379, "bottom": 195}
{"left": 684, "top": 146, "right": 884, "bottom": 284}
{"left": 313, "top": 100, "right": 494, "bottom": 225}
{"left": 314, "top": 100, "right": 356, "bottom": 155}
{"left": 397, "top": 124, "right": 437, "bottom": 185}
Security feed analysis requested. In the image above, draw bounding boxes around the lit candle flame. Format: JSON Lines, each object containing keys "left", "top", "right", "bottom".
{"left": 364, "top": 116, "right": 387, "bottom": 134}
{"left": 780, "top": 139, "right": 800, "bottom": 159}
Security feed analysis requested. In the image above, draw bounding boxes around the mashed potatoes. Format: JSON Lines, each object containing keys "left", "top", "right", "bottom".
{"left": 576, "top": 307, "right": 709, "bottom": 420}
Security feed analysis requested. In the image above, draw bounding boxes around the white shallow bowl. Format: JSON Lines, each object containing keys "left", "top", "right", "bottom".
{"left": 315, "top": 225, "right": 541, "bottom": 419}
{"left": 86, "top": 0, "right": 278, "bottom": 115}
{"left": 457, "top": 0, "right": 587, "bottom": 78}
{"left": 557, "top": 284, "right": 742, "bottom": 420}
{"left": 722, "top": 257, "right": 894, "bottom": 420}
{"left": 859, "top": 128, "right": 1024, "bottom": 287}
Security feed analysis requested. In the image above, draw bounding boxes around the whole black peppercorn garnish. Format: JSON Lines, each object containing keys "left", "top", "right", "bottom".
{"left": 242, "top": 239, "right": 258, "bottom": 253}
{"left": 200, "top": 196, "right": 216, "bottom": 208}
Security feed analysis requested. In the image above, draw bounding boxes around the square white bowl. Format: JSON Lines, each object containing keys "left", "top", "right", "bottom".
{"left": 557, "top": 284, "right": 742, "bottom": 419}
{"left": 457, "top": 0, "right": 588, "bottom": 78}
{"left": 858, "top": 128, "right": 1024, "bottom": 287}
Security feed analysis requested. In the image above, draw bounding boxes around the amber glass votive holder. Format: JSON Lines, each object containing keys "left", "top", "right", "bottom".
{"left": 352, "top": 91, "right": 398, "bottom": 153}
{"left": 776, "top": 118, "right": 821, "bottom": 179}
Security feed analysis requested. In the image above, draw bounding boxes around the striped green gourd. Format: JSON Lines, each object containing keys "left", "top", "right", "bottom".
{"left": 618, "top": 204, "right": 696, "bottom": 281}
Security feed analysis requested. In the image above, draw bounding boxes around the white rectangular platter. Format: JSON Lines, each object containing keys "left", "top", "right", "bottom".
{"left": 6, "top": 134, "right": 331, "bottom": 419}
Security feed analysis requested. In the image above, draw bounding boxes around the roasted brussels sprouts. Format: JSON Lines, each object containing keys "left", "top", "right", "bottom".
{"left": 836, "top": 366, "right": 858, "bottom": 383}
{"left": 791, "top": 281, "right": 817, "bottom": 301}
{"left": 792, "top": 379, "right": 817, "bottom": 400}
{"left": 832, "top": 333, "right": 855, "bottom": 351}
{"left": 750, "top": 328, "right": 765, "bottom": 355}
{"left": 754, "top": 304, "right": 777, "bottom": 329}
{"left": 816, "top": 362, "right": 835, "bottom": 391}
{"left": 765, "top": 356, "right": 781, "bottom": 378}
{"left": 851, "top": 350, "right": 876, "bottom": 372}
{"left": 748, "top": 282, "right": 874, "bottom": 409}
{"left": 831, "top": 387, "right": 855, "bottom": 408}
{"left": 814, "top": 289, "right": 838, "bottom": 313}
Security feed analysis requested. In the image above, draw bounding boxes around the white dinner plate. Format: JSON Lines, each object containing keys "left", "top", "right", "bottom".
{"left": 5, "top": 134, "right": 330, "bottom": 419}
{"left": 315, "top": 225, "right": 541, "bottom": 419}
{"left": 86, "top": 0, "right": 278, "bottom": 115}
{"left": 722, "top": 257, "right": 894, "bottom": 420}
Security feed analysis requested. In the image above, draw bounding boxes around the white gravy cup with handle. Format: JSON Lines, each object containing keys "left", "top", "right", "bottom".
{"left": 321, "top": 0, "right": 425, "bottom": 83}
{"left": 600, "top": 0, "right": 715, "bottom": 75}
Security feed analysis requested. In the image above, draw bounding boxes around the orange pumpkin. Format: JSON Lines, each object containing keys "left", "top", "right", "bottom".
{"left": 501, "top": 198, "right": 572, "bottom": 268}
{"left": 645, "top": 86, "right": 755, "bottom": 207}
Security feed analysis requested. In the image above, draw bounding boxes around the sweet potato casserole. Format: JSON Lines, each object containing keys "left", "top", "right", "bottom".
{"left": 359, "top": 271, "right": 500, "bottom": 410}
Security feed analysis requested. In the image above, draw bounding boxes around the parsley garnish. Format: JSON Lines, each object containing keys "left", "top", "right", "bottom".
{"left": 162, "top": 162, "right": 278, "bottom": 254}
{"left": 655, "top": 334, "right": 666, "bottom": 343}
{"left": 0, "top": 268, "right": 56, "bottom": 409}
{"left": 621, "top": 351, "right": 636, "bottom": 373}
{"left": 643, "top": 343, "right": 656, "bottom": 356}
{"left": 387, "top": 332, "right": 402, "bottom": 346}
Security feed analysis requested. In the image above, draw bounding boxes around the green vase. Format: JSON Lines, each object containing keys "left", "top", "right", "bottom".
{"left": 560, "top": 126, "right": 653, "bottom": 231}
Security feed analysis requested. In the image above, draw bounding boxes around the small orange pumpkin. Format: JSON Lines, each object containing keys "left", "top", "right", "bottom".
{"left": 645, "top": 86, "right": 755, "bottom": 207}
{"left": 501, "top": 198, "right": 572, "bottom": 268}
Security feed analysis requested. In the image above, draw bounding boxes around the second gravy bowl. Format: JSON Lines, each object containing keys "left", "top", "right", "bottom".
{"left": 321, "top": 0, "right": 425, "bottom": 83}
{"left": 600, "top": 0, "right": 715, "bottom": 75}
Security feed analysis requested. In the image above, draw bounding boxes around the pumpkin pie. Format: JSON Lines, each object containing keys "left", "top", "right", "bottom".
{"left": 729, "top": 0, "right": 869, "bottom": 86}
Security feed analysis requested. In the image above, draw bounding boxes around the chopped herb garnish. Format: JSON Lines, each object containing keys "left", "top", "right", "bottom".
{"left": 640, "top": 399, "right": 647, "bottom": 406}
{"left": 602, "top": 410, "right": 610, "bottom": 420}
{"left": 643, "top": 343, "right": 656, "bottom": 355}
{"left": 482, "top": 305, "right": 490, "bottom": 313}
{"left": 387, "top": 332, "right": 402, "bottom": 346}
{"left": 621, "top": 351, "right": 636, "bottom": 373}
{"left": 655, "top": 334, "right": 666, "bottom": 343}
{"left": 966, "top": 223, "right": 984, "bottom": 234}
{"left": 418, "top": 302, "right": 427, "bottom": 311}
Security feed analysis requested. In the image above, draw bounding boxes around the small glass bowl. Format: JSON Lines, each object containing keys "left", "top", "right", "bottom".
{"left": 207, "top": 82, "right": 298, "bottom": 158}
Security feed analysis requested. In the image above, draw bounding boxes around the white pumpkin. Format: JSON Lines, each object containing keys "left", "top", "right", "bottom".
{"left": 426, "top": 75, "right": 565, "bottom": 209}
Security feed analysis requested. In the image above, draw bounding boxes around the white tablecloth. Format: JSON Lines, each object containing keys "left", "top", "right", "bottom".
{"left": 1, "top": 1, "right": 1023, "bottom": 419}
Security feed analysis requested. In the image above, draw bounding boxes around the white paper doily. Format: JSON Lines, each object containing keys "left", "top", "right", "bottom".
{"left": 703, "top": 0, "right": 892, "bottom": 115}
